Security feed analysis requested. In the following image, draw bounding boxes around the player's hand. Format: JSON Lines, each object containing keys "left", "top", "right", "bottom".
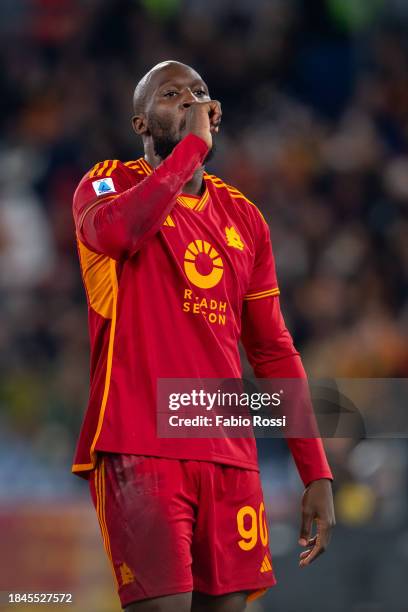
{"left": 298, "top": 478, "right": 335, "bottom": 568}
{"left": 183, "top": 100, "right": 222, "bottom": 149}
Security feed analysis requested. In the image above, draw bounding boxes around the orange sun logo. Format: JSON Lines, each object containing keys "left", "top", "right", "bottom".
{"left": 184, "top": 240, "right": 224, "bottom": 289}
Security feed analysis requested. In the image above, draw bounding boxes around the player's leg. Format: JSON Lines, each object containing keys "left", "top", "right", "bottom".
{"left": 89, "top": 454, "right": 199, "bottom": 611}
{"left": 191, "top": 591, "right": 247, "bottom": 612}
{"left": 123, "top": 592, "right": 191, "bottom": 612}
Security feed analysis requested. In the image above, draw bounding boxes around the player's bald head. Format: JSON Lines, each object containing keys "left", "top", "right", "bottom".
{"left": 132, "top": 60, "right": 204, "bottom": 115}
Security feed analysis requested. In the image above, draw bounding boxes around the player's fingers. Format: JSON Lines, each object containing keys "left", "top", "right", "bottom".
{"left": 299, "top": 540, "right": 325, "bottom": 567}
{"left": 193, "top": 99, "right": 221, "bottom": 119}
{"left": 210, "top": 122, "right": 220, "bottom": 133}
{"left": 209, "top": 120, "right": 221, "bottom": 135}
{"left": 299, "top": 511, "right": 314, "bottom": 546}
{"left": 208, "top": 99, "right": 221, "bottom": 111}
{"left": 299, "top": 520, "right": 331, "bottom": 567}
{"left": 299, "top": 549, "right": 312, "bottom": 560}
{"left": 208, "top": 100, "right": 222, "bottom": 124}
{"left": 210, "top": 116, "right": 221, "bottom": 130}
{"left": 317, "top": 519, "right": 332, "bottom": 550}
{"left": 299, "top": 535, "right": 318, "bottom": 559}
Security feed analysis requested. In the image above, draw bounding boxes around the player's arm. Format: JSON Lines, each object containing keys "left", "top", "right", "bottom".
{"left": 73, "top": 133, "right": 208, "bottom": 260}
{"left": 241, "top": 214, "right": 335, "bottom": 567}
{"left": 242, "top": 296, "right": 333, "bottom": 485}
{"left": 241, "top": 296, "right": 335, "bottom": 567}
{"left": 73, "top": 100, "right": 221, "bottom": 260}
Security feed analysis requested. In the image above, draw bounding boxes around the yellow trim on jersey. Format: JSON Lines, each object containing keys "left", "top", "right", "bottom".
{"left": 195, "top": 189, "right": 209, "bottom": 211}
{"left": 72, "top": 259, "right": 118, "bottom": 474}
{"left": 206, "top": 174, "right": 268, "bottom": 225}
{"left": 124, "top": 160, "right": 145, "bottom": 174}
{"left": 176, "top": 191, "right": 209, "bottom": 212}
{"left": 139, "top": 158, "right": 153, "bottom": 175}
{"left": 206, "top": 173, "right": 224, "bottom": 185}
{"left": 77, "top": 239, "right": 115, "bottom": 319}
{"left": 95, "top": 463, "right": 108, "bottom": 558}
{"left": 206, "top": 177, "right": 227, "bottom": 190}
{"left": 106, "top": 160, "right": 118, "bottom": 177}
{"left": 226, "top": 188, "right": 268, "bottom": 220}
{"left": 72, "top": 460, "right": 94, "bottom": 470}
{"left": 89, "top": 160, "right": 119, "bottom": 179}
{"left": 244, "top": 288, "right": 280, "bottom": 301}
{"left": 177, "top": 194, "right": 200, "bottom": 209}
{"left": 89, "top": 162, "right": 102, "bottom": 178}
{"left": 96, "top": 160, "right": 110, "bottom": 177}
{"left": 95, "top": 459, "right": 118, "bottom": 588}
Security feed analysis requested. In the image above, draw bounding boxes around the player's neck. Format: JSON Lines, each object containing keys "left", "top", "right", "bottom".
{"left": 180, "top": 168, "right": 205, "bottom": 196}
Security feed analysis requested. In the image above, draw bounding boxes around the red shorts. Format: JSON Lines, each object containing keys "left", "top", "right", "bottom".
{"left": 89, "top": 454, "right": 276, "bottom": 608}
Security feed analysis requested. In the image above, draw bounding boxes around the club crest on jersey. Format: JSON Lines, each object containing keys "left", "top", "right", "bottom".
{"left": 225, "top": 226, "right": 244, "bottom": 251}
{"left": 119, "top": 562, "right": 135, "bottom": 585}
{"left": 92, "top": 177, "right": 116, "bottom": 196}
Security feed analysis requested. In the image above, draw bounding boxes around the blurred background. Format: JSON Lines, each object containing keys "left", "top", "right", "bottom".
{"left": 0, "top": 0, "right": 408, "bottom": 610}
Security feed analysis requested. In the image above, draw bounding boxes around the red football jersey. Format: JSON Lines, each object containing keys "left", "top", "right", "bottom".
{"left": 72, "top": 135, "right": 333, "bottom": 486}
{"left": 72, "top": 135, "right": 280, "bottom": 477}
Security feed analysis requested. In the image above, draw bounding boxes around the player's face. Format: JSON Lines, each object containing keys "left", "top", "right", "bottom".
{"left": 145, "top": 65, "right": 211, "bottom": 159}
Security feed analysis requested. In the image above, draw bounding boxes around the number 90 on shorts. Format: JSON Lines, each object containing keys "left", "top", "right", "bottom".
{"left": 237, "top": 501, "right": 269, "bottom": 551}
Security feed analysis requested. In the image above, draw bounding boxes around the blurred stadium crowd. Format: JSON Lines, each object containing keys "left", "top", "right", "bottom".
{"left": 0, "top": 0, "right": 408, "bottom": 602}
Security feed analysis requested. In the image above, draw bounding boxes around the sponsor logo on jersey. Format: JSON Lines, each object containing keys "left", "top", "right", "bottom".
{"left": 92, "top": 177, "right": 116, "bottom": 196}
{"left": 182, "top": 289, "right": 227, "bottom": 326}
{"left": 183, "top": 240, "right": 224, "bottom": 289}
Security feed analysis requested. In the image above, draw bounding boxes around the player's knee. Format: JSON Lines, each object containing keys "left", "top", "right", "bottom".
{"left": 123, "top": 592, "right": 192, "bottom": 612}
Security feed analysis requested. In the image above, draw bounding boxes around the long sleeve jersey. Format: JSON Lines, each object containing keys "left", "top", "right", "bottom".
{"left": 72, "top": 133, "right": 332, "bottom": 486}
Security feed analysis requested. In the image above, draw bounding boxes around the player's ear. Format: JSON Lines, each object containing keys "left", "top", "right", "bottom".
{"left": 132, "top": 114, "right": 149, "bottom": 136}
